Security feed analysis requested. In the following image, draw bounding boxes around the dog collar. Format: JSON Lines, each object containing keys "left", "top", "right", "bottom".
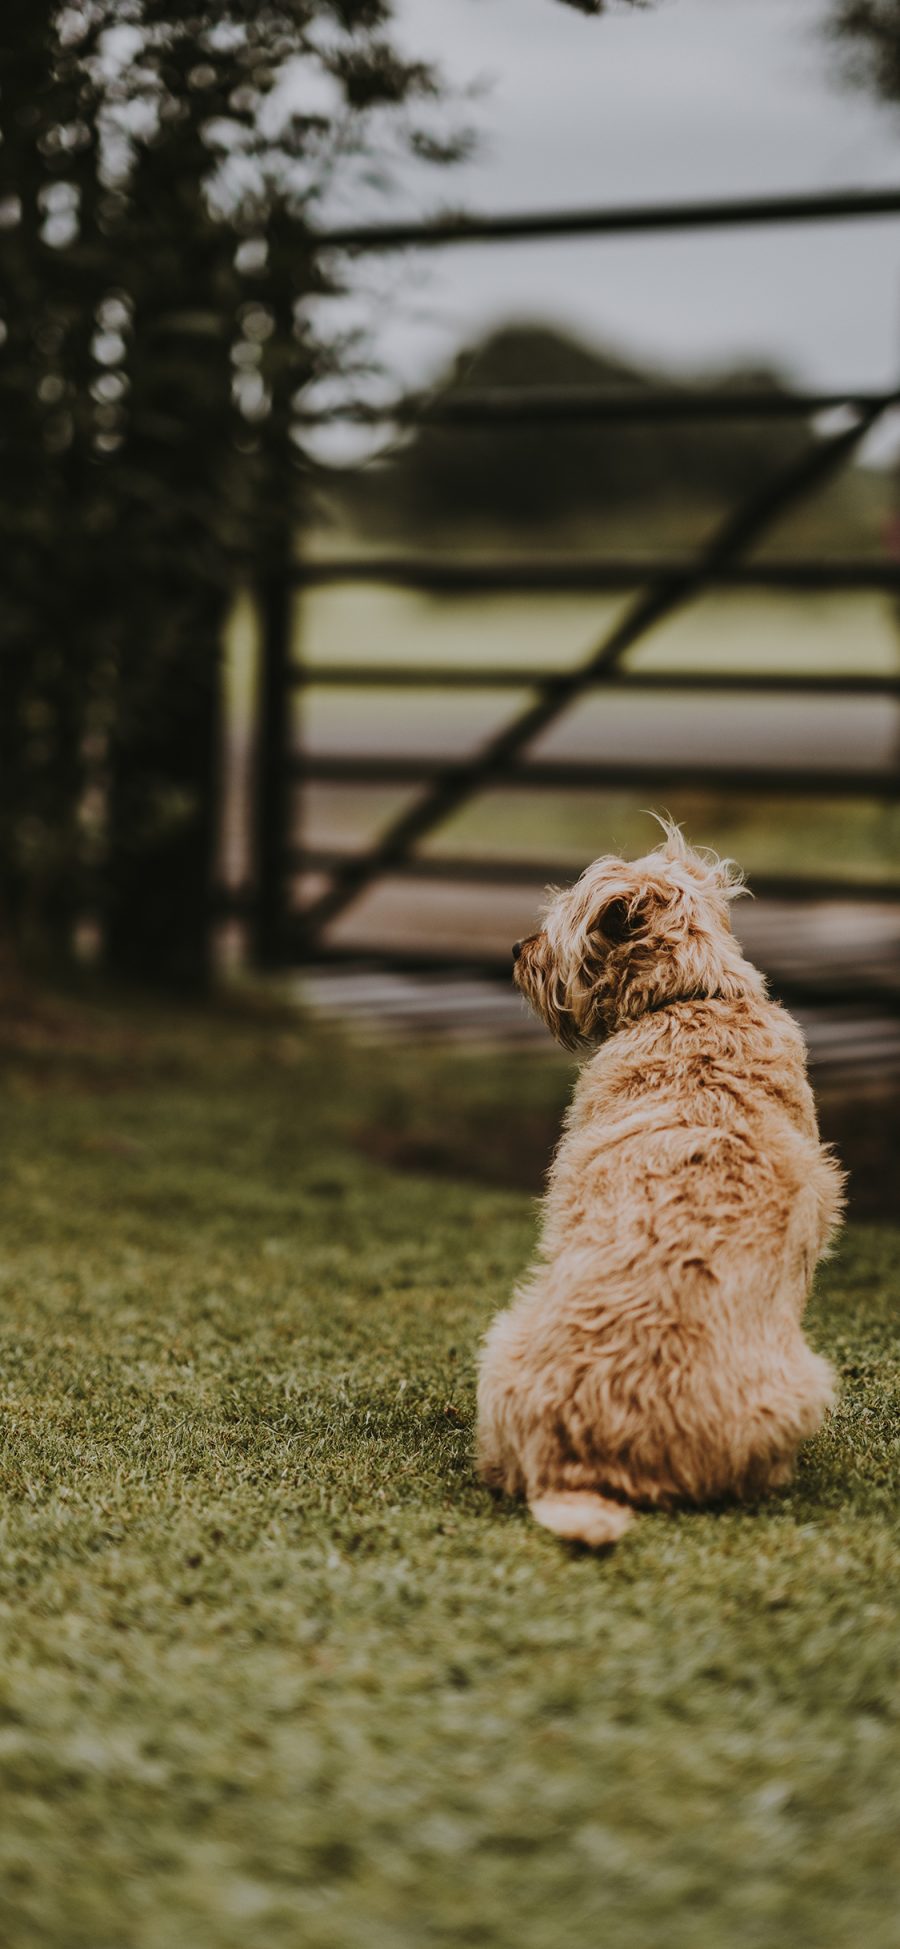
{"left": 643, "top": 991, "right": 722, "bottom": 1015}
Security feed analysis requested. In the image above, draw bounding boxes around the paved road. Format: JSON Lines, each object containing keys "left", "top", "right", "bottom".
{"left": 305, "top": 874, "right": 900, "bottom": 1001}
{"left": 297, "top": 965, "right": 900, "bottom": 1096}
{"left": 305, "top": 688, "right": 900, "bottom": 775}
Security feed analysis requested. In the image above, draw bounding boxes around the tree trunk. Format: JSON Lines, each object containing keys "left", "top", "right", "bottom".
{"left": 105, "top": 588, "right": 225, "bottom": 992}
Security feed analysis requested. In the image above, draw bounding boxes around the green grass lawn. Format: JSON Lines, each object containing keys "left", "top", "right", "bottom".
{"left": 0, "top": 992, "right": 897, "bottom": 1949}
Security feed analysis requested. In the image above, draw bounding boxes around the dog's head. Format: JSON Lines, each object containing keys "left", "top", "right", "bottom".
{"left": 512, "top": 821, "right": 760, "bottom": 1049}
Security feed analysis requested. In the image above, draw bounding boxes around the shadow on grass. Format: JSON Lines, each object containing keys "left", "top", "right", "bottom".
{"left": 354, "top": 1083, "right": 899, "bottom": 1221}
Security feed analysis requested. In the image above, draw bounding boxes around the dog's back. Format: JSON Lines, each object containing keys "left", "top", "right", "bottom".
{"left": 477, "top": 834, "right": 843, "bottom": 1546}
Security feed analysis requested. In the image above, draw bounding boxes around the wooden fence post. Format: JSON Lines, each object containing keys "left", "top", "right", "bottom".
{"left": 253, "top": 570, "right": 292, "bottom": 970}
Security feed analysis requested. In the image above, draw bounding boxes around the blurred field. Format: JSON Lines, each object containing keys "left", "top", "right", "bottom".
{"left": 0, "top": 991, "right": 897, "bottom": 1949}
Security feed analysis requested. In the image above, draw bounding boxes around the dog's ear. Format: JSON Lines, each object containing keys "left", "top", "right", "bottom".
{"left": 598, "top": 896, "right": 638, "bottom": 946}
{"left": 595, "top": 892, "right": 660, "bottom": 946}
{"left": 592, "top": 884, "right": 679, "bottom": 954}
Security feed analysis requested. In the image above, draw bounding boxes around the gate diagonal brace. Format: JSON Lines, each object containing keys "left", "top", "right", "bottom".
{"left": 294, "top": 398, "right": 892, "bottom": 943}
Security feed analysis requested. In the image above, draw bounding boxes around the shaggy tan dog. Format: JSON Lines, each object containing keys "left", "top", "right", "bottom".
{"left": 477, "top": 824, "right": 844, "bottom": 1547}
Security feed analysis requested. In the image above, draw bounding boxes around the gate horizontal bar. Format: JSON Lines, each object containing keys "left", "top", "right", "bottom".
{"left": 295, "top": 385, "right": 898, "bottom": 426}
{"left": 315, "top": 187, "right": 900, "bottom": 253}
{"left": 290, "top": 665, "right": 900, "bottom": 695}
{"left": 289, "top": 557, "right": 900, "bottom": 594}
{"left": 295, "top": 753, "right": 900, "bottom": 799}
{"left": 292, "top": 403, "right": 895, "bottom": 940}
{"left": 286, "top": 849, "right": 900, "bottom": 902}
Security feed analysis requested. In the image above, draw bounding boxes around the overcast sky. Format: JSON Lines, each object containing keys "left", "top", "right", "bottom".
{"left": 310, "top": 0, "right": 900, "bottom": 441}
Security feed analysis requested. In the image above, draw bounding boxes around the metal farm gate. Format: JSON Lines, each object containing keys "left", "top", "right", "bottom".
{"left": 246, "top": 188, "right": 900, "bottom": 1007}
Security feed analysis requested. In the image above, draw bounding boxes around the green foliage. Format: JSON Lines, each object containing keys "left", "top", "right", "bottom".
{"left": 830, "top": 1, "right": 900, "bottom": 102}
{"left": 0, "top": 992, "right": 897, "bottom": 1947}
{"left": 0, "top": 3, "right": 455, "bottom": 981}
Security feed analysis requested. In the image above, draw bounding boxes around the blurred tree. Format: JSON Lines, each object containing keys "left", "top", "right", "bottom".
{"left": 0, "top": 1, "right": 463, "bottom": 984}
{"left": 829, "top": 2, "right": 900, "bottom": 102}
{"left": 553, "top": 1, "right": 650, "bottom": 13}
{"left": 371, "top": 323, "right": 808, "bottom": 535}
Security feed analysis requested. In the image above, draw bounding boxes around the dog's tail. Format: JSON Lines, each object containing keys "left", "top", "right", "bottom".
{"left": 528, "top": 1490, "right": 634, "bottom": 1548}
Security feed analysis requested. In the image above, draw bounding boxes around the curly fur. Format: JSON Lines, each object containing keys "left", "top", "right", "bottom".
{"left": 477, "top": 822, "right": 844, "bottom": 1547}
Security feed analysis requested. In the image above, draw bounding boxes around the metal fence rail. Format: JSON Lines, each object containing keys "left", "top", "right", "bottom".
{"left": 294, "top": 385, "right": 900, "bottom": 426}
{"left": 289, "top": 849, "right": 900, "bottom": 902}
{"left": 287, "top": 558, "right": 900, "bottom": 594}
{"left": 295, "top": 755, "right": 900, "bottom": 800}
{"left": 315, "top": 185, "right": 900, "bottom": 251}
{"left": 293, "top": 668, "right": 900, "bottom": 695}
{"left": 245, "top": 186, "right": 900, "bottom": 1000}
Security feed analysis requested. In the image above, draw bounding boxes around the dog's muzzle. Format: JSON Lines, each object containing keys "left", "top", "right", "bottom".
{"left": 512, "top": 941, "right": 523, "bottom": 963}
